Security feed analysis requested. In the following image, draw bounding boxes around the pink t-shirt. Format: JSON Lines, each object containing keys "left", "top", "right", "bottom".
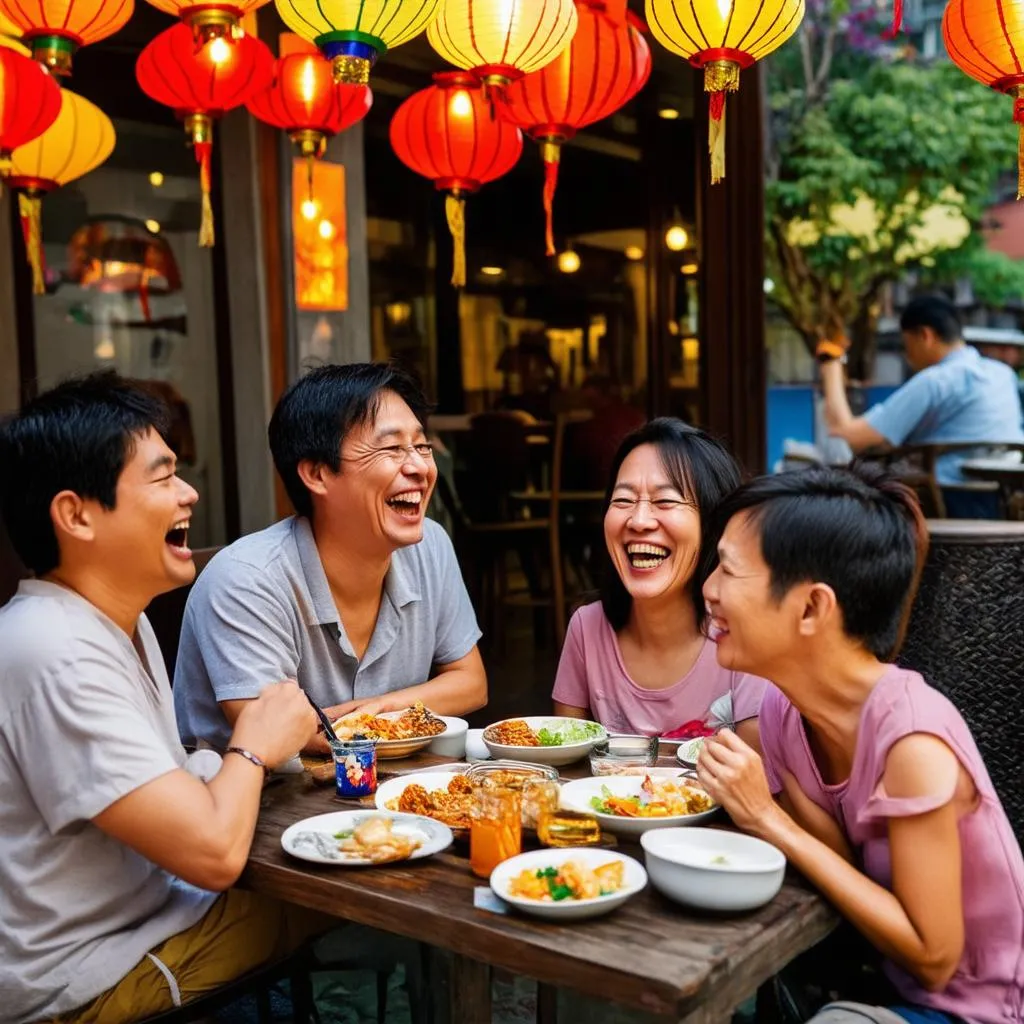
{"left": 551, "top": 602, "right": 767, "bottom": 735}
{"left": 759, "top": 666, "right": 1024, "bottom": 1024}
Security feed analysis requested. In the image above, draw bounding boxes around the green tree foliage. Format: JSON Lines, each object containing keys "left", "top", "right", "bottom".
{"left": 765, "top": 8, "right": 1020, "bottom": 375}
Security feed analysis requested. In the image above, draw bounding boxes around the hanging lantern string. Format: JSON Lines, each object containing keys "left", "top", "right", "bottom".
{"left": 195, "top": 139, "right": 215, "bottom": 248}
{"left": 882, "top": 0, "right": 904, "bottom": 40}
{"left": 1014, "top": 92, "right": 1024, "bottom": 201}
{"left": 705, "top": 60, "right": 740, "bottom": 185}
{"left": 445, "top": 190, "right": 466, "bottom": 289}
{"left": 17, "top": 192, "right": 45, "bottom": 295}
{"left": 541, "top": 139, "right": 560, "bottom": 257}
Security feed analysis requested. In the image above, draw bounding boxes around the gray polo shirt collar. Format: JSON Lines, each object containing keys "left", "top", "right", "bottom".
{"left": 291, "top": 516, "right": 423, "bottom": 647}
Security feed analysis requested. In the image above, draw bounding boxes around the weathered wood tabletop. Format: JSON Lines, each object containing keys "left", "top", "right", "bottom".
{"left": 241, "top": 752, "right": 838, "bottom": 1023}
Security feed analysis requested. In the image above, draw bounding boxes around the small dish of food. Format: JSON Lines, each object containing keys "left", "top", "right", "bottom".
{"left": 281, "top": 811, "right": 453, "bottom": 866}
{"left": 332, "top": 701, "right": 448, "bottom": 759}
{"left": 640, "top": 827, "right": 785, "bottom": 912}
{"left": 491, "top": 848, "right": 647, "bottom": 921}
{"left": 559, "top": 774, "right": 717, "bottom": 837}
{"left": 482, "top": 717, "right": 606, "bottom": 767}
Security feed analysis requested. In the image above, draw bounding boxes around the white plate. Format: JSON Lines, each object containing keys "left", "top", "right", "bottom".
{"left": 482, "top": 716, "right": 606, "bottom": 767}
{"left": 332, "top": 708, "right": 449, "bottom": 760}
{"left": 374, "top": 770, "right": 471, "bottom": 817}
{"left": 490, "top": 847, "right": 647, "bottom": 921}
{"left": 281, "top": 811, "right": 453, "bottom": 866}
{"left": 559, "top": 775, "right": 718, "bottom": 837}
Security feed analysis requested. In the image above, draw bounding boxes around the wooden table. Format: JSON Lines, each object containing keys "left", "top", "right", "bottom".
{"left": 243, "top": 754, "right": 838, "bottom": 1024}
{"left": 961, "top": 458, "right": 1024, "bottom": 519}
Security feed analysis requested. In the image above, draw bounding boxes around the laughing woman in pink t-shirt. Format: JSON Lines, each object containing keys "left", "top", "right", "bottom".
{"left": 551, "top": 419, "right": 766, "bottom": 742}
{"left": 697, "top": 463, "right": 1024, "bottom": 1024}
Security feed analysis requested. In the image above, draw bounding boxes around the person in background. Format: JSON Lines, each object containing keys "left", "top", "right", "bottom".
{"left": 552, "top": 419, "right": 766, "bottom": 740}
{"left": 175, "top": 363, "right": 486, "bottom": 755}
{"left": 698, "top": 463, "right": 1024, "bottom": 1024}
{"left": 818, "top": 295, "right": 1024, "bottom": 518}
{"left": 0, "top": 374, "right": 324, "bottom": 1024}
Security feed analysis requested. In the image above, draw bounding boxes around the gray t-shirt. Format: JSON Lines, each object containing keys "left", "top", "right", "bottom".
{"left": 0, "top": 581, "right": 216, "bottom": 1023}
{"left": 174, "top": 516, "right": 482, "bottom": 750}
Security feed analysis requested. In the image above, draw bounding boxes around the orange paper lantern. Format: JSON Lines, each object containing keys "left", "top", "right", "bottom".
{"left": 136, "top": 25, "right": 274, "bottom": 245}
{"left": 944, "top": 0, "right": 1024, "bottom": 199}
{"left": 500, "top": 0, "right": 650, "bottom": 254}
{"left": 0, "top": 0, "right": 133, "bottom": 75}
{"left": 391, "top": 71, "right": 523, "bottom": 286}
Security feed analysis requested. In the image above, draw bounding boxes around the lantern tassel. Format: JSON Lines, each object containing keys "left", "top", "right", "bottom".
{"left": 17, "top": 193, "right": 45, "bottom": 295}
{"left": 704, "top": 61, "right": 741, "bottom": 185}
{"left": 882, "top": 0, "right": 904, "bottom": 39}
{"left": 1015, "top": 96, "right": 1024, "bottom": 201}
{"left": 541, "top": 140, "right": 561, "bottom": 258}
{"left": 195, "top": 140, "right": 215, "bottom": 248}
{"left": 306, "top": 154, "right": 315, "bottom": 206}
{"left": 445, "top": 193, "right": 466, "bottom": 289}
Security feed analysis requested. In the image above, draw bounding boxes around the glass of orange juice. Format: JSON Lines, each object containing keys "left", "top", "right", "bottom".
{"left": 469, "top": 780, "right": 521, "bottom": 878}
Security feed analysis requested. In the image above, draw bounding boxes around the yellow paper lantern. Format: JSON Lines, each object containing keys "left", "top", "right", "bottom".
{"left": 427, "top": 0, "right": 578, "bottom": 87}
{"left": 646, "top": 0, "right": 804, "bottom": 182}
{"left": 8, "top": 89, "right": 115, "bottom": 293}
{"left": 274, "top": 0, "right": 441, "bottom": 84}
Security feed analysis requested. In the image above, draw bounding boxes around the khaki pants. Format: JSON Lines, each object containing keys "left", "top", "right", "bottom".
{"left": 55, "top": 891, "right": 331, "bottom": 1024}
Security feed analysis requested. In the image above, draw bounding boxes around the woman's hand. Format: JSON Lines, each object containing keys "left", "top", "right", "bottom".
{"left": 696, "top": 728, "right": 786, "bottom": 838}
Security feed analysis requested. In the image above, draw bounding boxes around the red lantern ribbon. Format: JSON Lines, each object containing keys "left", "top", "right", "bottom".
{"left": 1014, "top": 97, "right": 1024, "bottom": 201}
{"left": 882, "top": 0, "right": 903, "bottom": 39}
{"left": 542, "top": 144, "right": 560, "bottom": 257}
{"left": 195, "top": 139, "right": 215, "bottom": 248}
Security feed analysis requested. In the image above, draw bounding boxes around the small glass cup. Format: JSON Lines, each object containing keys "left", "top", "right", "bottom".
{"left": 469, "top": 780, "right": 521, "bottom": 878}
{"left": 588, "top": 734, "right": 660, "bottom": 776}
{"left": 331, "top": 738, "right": 378, "bottom": 799}
{"left": 525, "top": 779, "right": 603, "bottom": 848}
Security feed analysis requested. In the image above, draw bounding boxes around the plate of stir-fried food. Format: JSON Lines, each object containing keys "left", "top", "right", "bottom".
{"left": 332, "top": 702, "right": 450, "bottom": 758}
{"left": 482, "top": 716, "right": 606, "bottom": 766}
{"left": 491, "top": 849, "right": 647, "bottom": 920}
{"left": 559, "top": 774, "right": 717, "bottom": 837}
{"left": 281, "top": 811, "right": 453, "bottom": 866}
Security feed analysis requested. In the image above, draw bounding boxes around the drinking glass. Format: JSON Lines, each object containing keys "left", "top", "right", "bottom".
{"left": 469, "top": 781, "right": 521, "bottom": 878}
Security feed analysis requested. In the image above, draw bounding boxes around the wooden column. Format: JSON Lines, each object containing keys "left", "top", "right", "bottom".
{"left": 0, "top": 194, "right": 21, "bottom": 413}
{"left": 696, "top": 64, "right": 767, "bottom": 475}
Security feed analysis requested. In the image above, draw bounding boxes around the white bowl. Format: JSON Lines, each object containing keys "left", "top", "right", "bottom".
{"left": 465, "top": 728, "right": 490, "bottom": 762}
{"left": 429, "top": 717, "right": 468, "bottom": 757}
{"left": 490, "top": 847, "right": 647, "bottom": 921}
{"left": 482, "top": 716, "right": 606, "bottom": 767}
{"left": 559, "top": 775, "right": 718, "bottom": 837}
{"left": 641, "top": 827, "right": 786, "bottom": 912}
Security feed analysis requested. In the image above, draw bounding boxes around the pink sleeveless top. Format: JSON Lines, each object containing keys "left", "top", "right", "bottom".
{"left": 759, "top": 665, "right": 1024, "bottom": 1024}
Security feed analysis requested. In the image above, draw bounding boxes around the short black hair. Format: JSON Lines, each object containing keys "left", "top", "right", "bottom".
{"left": 0, "top": 372, "right": 170, "bottom": 576}
{"left": 712, "top": 462, "right": 929, "bottom": 661}
{"left": 601, "top": 418, "right": 743, "bottom": 632}
{"left": 900, "top": 295, "right": 962, "bottom": 344}
{"left": 268, "top": 363, "right": 431, "bottom": 518}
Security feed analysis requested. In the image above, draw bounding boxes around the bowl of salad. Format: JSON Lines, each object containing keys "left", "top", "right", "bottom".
{"left": 491, "top": 847, "right": 647, "bottom": 921}
{"left": 559, "top": 773, "right": 718, "bottom": 837}
{"left": 482, "top": 717, "right": 607, "bottom": 767}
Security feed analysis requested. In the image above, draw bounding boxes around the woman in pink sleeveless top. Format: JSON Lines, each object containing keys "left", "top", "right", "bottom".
{"left": 696, "top": 463, "right": 1024, "bottom": 1024}
{"left": 551, "top": 419, "right": 766, "bottom": 739}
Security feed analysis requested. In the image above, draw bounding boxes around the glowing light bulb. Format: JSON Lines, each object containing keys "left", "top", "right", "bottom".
{"left": 658, "top": 108, "right": 679, "bottom": 120}
{"left": 450, "top": 90, "right": 473, "bottom": 118}
{"left": 681, "top": 262, "right": 698, "bottom": 275}
{"left": 209, "top": 37, "right": 230, "bottom": 64}
{"left": 300, "top": 57, "right": 316, "bottom": 103}
{"left": 149, "top": 171, "right": 164, "bottom": 187}
{"left": 145, "top": 219, "right": 160, "bottom": 233}
{"left": 624, "top": 245, "right": 644, "bottom": 261}
{"left": 665, "top": 225, "right": 689, "bottom": 251}
{"left": 557, "top": 249, "right": 581, "bottom": 274}
{"left": 480, "top": 266, "right": 504, "bottom": 276}
{"left": 301, "top": 199, "right": 319, "bottom": 221}
{"left": 318, "top": 218, "right": 336, "bottom": 240}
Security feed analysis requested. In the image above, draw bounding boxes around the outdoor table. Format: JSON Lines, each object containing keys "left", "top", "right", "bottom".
{"left": 241, "top": 751, "right": 838, "bottom": 1024}
{"left": 961, "top": 458, "right": 1024, "bottom": 519}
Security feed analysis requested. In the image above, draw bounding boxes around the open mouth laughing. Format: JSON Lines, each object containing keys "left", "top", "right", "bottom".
{"left": 625, "top": 542, "right": 670, "bottom": 570}
{"left": 165, "top": 517, "right": 192, "bottom": 557}
{"left": 386, "top": 490, "right": 424, "bottom": 520}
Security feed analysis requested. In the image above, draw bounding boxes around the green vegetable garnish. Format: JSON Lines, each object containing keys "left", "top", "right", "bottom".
{"left": 537, "top": 721, "right": 603, "bottom": 747}
{"left": 710, "top": 855, "right": 729, "bottom": 865}
{"left": 546, "top": 878, "right": 575, "bottom": 901}
{"left": 332, "top": 830, "right": 353, "bottom": 840}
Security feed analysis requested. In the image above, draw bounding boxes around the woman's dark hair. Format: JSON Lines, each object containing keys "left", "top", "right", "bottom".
{"left": 600, "top": 418, "right": 743, "bottom": 632}
{"left": 0, "top": 372, "right": 170, "bottom": 576}
{"left": 268, "top": 363, "right": 431, "bottom": 518}
{"left": 710, "top": 461, "right": 929, "bottom": 661}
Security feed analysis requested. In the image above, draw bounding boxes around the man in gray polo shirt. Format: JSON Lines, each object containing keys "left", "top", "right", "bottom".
{"left": 0, "top": 374, "right": 323, "bottom": 1023}
{"left": 175, "top": 364, "right": 486, "bottom": 752}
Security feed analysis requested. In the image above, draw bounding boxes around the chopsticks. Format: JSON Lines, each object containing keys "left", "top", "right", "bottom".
{"left": 305, "top": 692, "right": 337, "bottom": 740}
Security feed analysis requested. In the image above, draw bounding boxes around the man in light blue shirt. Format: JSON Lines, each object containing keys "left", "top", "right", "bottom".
{"left": 817, "top": 296, "right": 1024, "bottom": 518}
{"left": 175, "top": 364, "right": 487, "bottom": 754}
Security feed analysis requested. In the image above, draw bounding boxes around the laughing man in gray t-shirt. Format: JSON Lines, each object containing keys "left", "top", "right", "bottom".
{"left": 174, "top": 364, "right": 487, "bottom": 753}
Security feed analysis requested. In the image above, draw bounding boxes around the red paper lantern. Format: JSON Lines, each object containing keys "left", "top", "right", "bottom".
{"left": 247, "top": 43, "right": 371, "bottom": 201}
{"left": 501, "top": 0, "right": 650, "bottom": 254}
{"left": 1, "top": 48, "right": 63, "bottom": 180}
{"left": 136, "top": 25, "right": 273, "bottom": 246}
{"left": 391, "top": 71, "right": 523, "bottom": 286}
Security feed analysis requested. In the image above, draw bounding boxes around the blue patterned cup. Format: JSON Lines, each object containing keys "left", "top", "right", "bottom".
{"left": 330, "top": 738, "right": 378, "bottom": 798}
